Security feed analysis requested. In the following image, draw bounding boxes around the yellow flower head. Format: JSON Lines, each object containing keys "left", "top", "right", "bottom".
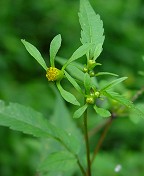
{"left": 46, "top": 67, "right": 64, "bottom": 81}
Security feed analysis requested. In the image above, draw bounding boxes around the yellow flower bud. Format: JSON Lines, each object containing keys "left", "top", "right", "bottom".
{"left": 46, "top": 67, "right": 64, "bottom": 81}
{"left": 86, "top": 96, "right": 95, "bottom": 104}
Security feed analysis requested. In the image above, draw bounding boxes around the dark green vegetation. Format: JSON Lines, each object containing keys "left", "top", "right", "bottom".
{"left": 0, "top": 0, "right": 144, "bottom": 175}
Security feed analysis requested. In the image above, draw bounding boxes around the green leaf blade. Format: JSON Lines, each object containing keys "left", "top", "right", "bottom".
{"left": 50, "top": 34, "right": 62, "bottom": 67}
{"left": 95, "top": 72, "right": 118, "bottom": 77}
{"left": 21, "top": 39, "right": 47, "bottom": 70}
{"left": 79, "top": 0, "right": 105, "bottom": 59}
{"left": 73, "top": 104, "right": 88, "bottom": 119}
{"left": 64, "top": 71, "right": 83, "bottom": 94}
{"left": 63, "top": 43, "right": 91, "bottom": 69}
{"left": 101, "top": 77, "right": 127, "bottom": 91}
{"left": 39, "top": 151, "right": 77, "bottom": 172}
{"left": 0, "top": 101, "right": 53, "bottom": 138}
{"left": 104, "top": 91, "right": 144, "bottom": 118}
{"left": 0, "top": 100, "right": 81, "bottom": 154}
{"left": 56, "top": 82, "right": 80, "bottom": 106}
{"left": 104, "top": 91, "right": 134, "bottom": 109}
{"left": 94, "top": 105, "right": 111, "bottom": 118}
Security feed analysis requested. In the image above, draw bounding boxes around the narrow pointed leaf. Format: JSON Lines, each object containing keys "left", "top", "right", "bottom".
{"left": 101, "top": 77, "right": 127, "bottom": 91}
{"left": 94, "top": 105, "right": 111, "bottom": 118}
{"left": 39, "top": 151, "right": 77, "bottom": 172}
{"left": 56, "top": 82, "right": 80, "bottom": 106}
{"left": 95, "top": 72, "right": 118, "bottom": 77}
{"left": 104, "top": 91, "right": 134, "bottom": 109}
{"left": 79, "top": 0, "right": 104, "bottom": 58}
{"left": 50, "top": 34, "right": 62, "bottom": 67}
{"left": 84, "top": 73, "right": 92, "bottom": 94}
{"left": 73, "top": 104, "right": 88, "bottom": 119}
{"left": 64, "top": 71, "right": 83, "bottom": 94}
{"left": 21, "top": 39, "right": 47, "bottom": 70}
{"left": 62, "top": 43, "right": 91, "bottom": 69}
{"left": 104, "top": 91, "right": 144, "bottom": 118}
{"left": 56, "top": 56, "right": 85, "bottom": 81}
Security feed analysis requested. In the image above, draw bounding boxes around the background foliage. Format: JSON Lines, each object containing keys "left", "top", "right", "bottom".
{"left": 0, "top": 0, "right": 144, "bottom": 175}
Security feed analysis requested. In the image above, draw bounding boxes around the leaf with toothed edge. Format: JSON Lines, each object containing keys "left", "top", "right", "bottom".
{"left": 0, "top": 100, "right": 81, "bottom": 154}
{"left": 79, "top": 0, "right": 105, "bottom": 59}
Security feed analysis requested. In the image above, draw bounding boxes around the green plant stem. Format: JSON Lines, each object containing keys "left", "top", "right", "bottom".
{"left": 83, "top": 102, "right": 91, "bottom": 176}
{"left": 76, "top": 157, "right": 86, "bottom": 176}
{"left": 91, "top": 117, "right": 113, "bottom": 164}
{"left": 132, "top": 86, "right": 144, "bottom": 101}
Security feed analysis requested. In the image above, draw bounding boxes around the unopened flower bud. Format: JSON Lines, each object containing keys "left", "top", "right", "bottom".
{"left": 88, "top": 60, "right": 95, "bottom": 67}
{"left": 83, "top": 67, "right": 88, "bottom": 73}
{"left": 94, "top": 91, "right": 100, "bottom": 98}
{"left": 89, "top": 71, "right": 95, "bottom": 77}
{"left": 86, "top": 97, "right": 95, "bottom": 104}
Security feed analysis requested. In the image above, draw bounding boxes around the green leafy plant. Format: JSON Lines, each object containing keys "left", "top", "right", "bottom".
{"left": 0, "top": 0, "right": 144, "bottom": 176}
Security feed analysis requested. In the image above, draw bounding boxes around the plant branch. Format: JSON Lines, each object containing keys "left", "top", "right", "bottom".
{"left": 83, "top": 101, "right": 91, "bottom": 176}
{"left": 91, "top": 116, "right": 113, "bottom": 165}
{"left": 88, "top": 118, "right": 110, "bottom": 138}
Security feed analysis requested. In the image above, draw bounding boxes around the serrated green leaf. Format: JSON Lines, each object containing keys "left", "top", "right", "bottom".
{"left": 101, "top": 77, "right": 127, "bottom": 91}
{"left": 93, "top": 43, "right": 103, "bottom": 60}
{"left": 56, "top": 82, "right": 80, "bottom": 106}
{"left": 95, "top": 72, "right": 118, "bottom": 77}
{"left": 93, "top": 105, "right": 111, "bottom": 118}
{"left": 62, "top": 43, "right": 91, "bottom": 69}
{"left": 21, "top": 39, "right": 47, "bottom": 70}
{"left": 73, "top": 104, "right": 88, "bottom": 119}
{"left": 39, "top": 151, "right": 77, "bottom": 172}
{"left": 0, "top": 100, "right": 80, "bottom": 154}
{"left": 64, "top": 71, "right": 83, "bottom": 94}
{"left": 79, "top": 0, "right": 104, "bottom": 59}
{"left": 84, "top": 73, "right": 92, "bottom": 94}
{"left": 50, "top": 34, "right": 62, "bottom": 67}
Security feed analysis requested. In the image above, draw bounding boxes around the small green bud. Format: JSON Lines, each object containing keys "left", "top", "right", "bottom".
{"left": 86, "top": 96, "right": 95, "bottom": 104}
{"left": 89, "top": 71, "right": 95, "bottom": 77}
{"left": 87, "top": 60, "right": 97, "bottom": 70}
{"left": 94, "top": 91, "right": 100, "bottom": 98}
{"left": 88, "top": 59, "right": 95, "bottom": 67}
{"left": 83, "top": 67, "right": 88, "bottom": 73}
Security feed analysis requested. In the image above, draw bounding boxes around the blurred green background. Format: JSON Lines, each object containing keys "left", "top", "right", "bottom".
{"left": 0, "top": 0, "right": 144, "bottom": 175}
